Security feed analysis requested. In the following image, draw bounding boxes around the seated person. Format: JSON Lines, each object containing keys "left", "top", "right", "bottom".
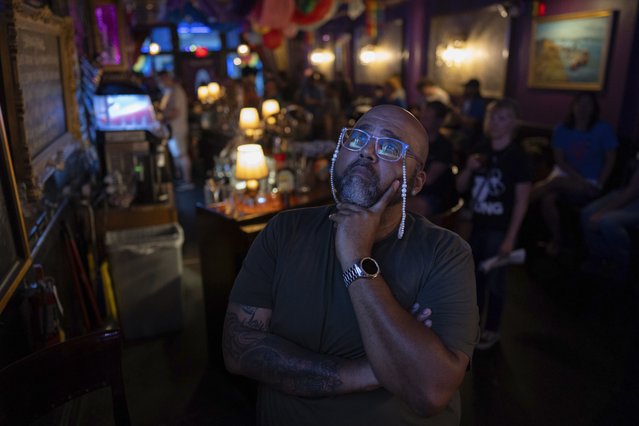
{"left": 581, "top": 166, "right": 639, "bottom": 282}
{"left": 531, "top": 92, "right": 618, "bottom": 256}
{"left": 416, "top": 77, "right": 451, "bottom": 106}
{"left": 223, "top": 105, "right": 479, "bottom": 425}
{"left": 408, "top": 101, "right": 457, "bottom": 217}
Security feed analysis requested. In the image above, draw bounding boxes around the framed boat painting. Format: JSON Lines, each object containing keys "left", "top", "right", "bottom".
{"left": 528, "top": 10, "right": 614, "bottom": 90}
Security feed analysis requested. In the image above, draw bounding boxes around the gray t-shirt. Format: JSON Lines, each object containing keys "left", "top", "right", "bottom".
{"left": 230, "top": 205, "right": 479, "bottom": 425}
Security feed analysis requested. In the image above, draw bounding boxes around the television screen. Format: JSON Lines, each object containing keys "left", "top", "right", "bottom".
{"left": 178, "top": 22, "right": 221, "bottom": 52}
{"left": 140, "top": 26, "right": 174, "bottom": 54}
{"left": 94, "top": 94, "right": 161, "bottom": 131}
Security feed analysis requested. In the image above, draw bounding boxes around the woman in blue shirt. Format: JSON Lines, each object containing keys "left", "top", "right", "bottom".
{"left": 531, "top": 92, "right": 618, "bottom": 256}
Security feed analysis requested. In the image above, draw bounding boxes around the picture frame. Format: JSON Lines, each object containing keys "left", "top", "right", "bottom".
{"left": 91, "top": 0, "right": 129, "bottom": 72}
{"left": 528, "top": 10, "right": 614, "bottom": 90}
{"left": 0, "top": 104, "right": 32, "bottom": 313}
{"left": 0, "top": 0, "right": 81, "bottom": 200}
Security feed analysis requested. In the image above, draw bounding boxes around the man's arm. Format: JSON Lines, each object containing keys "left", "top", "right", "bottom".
{"left": 456, "top": 154, "right": 482, "bottom": 193}
{"left": 589, "top": 168, "right": 639, "bottom": 221}
{"left": 222, "top": 302, "right": 380, "bottom": 397}
{"left": 348, "top": 279, "right": 470, "bottom": 417}
{"left": 162, "top": 107, "right": 179, "bottom": 122}
{"left": 330, "top": 183, "right": 472, "bottom": 417}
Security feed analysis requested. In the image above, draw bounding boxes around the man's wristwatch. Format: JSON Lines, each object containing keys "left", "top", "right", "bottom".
{"left": 343, "top": 257, "right": 380, "bottom": 288}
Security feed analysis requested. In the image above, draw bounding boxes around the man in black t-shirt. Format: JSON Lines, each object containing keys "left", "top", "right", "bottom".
{"left": 409, "top": 101, "right": 457, "bottom": 217}
{"left": 457, "top": 99, "right": 532, "bottom": 350}
{"left": 223, "top": 105, "right": 479, "bottom": 425}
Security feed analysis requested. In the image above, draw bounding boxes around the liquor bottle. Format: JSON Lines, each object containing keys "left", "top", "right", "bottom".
{"left": 274, "top": 152, "right": 295, "bottom": 208}
{"left": 203, "top": 177, "right": 217, "bottom": 205}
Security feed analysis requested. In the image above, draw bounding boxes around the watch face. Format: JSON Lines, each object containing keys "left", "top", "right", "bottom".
{"left": 361, "top": 258, "right": 379, "bottom": 275}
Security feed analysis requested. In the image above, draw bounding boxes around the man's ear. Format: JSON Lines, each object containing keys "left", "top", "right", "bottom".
{"left": 411, "top": 170, "right": 427, "bottom": 195}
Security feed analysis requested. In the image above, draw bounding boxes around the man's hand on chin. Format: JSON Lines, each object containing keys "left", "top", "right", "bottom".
{"left": 329, "top": 180, "right": 399, "bottom": 269}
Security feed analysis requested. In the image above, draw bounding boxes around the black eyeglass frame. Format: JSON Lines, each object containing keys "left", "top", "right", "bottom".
{"left": 339, "top": 127, "right": 424, "bottom": 167}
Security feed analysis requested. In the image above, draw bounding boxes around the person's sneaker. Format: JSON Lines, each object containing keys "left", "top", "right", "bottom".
{"left": 175, "top": 182, "right": 195, "bottom": 192}
{"left": 476, "top": 330, "right": 500, "bottom": 350}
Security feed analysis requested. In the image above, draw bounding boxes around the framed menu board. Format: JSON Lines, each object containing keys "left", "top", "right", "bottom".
{"left": 0, "top": 104, "right": 31, "bottom": 313}
{"left": 0, "top": 0, "right": 81, "bottom": 200}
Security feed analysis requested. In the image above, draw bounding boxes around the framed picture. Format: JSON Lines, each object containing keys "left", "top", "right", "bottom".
{"left": 528, "top": 10, "right": 614, "bottom": 90}
{"left": 91, "top": 0, "right": 129, "bottom": 71}
{"left": 0, "top": 105, "right": 32, "bottom": 313}
{"left": 0, "top": 0, "right": 81, "bottom": 200}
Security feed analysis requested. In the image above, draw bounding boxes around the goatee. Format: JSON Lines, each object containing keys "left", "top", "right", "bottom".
{"left": 335, "top": 159, "right": 381, "bottom": 207}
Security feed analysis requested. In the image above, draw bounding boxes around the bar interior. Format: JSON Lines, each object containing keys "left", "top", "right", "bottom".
{"left": 0, "top": 0, "right": 638, "bottom": 424}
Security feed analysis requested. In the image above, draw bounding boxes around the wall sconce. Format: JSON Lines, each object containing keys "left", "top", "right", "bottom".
{"left": 359, "top": 44, "right": 392, "bottom": 65}
{"left": 436, "top": 40, "right": 473, "bottom": 68}
{"left": 235, "top": 144, "right": 268, "bottom": 199}
{"left": 310, "top": 49, "right": 335, "bottom": 65}
{"left": 239, "top": 107, "right": 262, "bottom": 140}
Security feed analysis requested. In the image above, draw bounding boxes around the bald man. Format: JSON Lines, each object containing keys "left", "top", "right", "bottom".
{"left": 223, "top": 106, "right": 479, "bottom": 425}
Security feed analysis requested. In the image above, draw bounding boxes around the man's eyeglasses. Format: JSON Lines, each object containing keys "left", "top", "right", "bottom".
{"left": 340, "top": 128, "right": 423, "bottom": 165}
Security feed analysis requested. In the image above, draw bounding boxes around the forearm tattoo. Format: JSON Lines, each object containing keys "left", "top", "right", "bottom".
{"left": 223, "top": 305, "right": 344, "bottom": 396}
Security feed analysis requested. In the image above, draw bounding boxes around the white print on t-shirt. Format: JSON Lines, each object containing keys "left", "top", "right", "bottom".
{"left": 472, "top": 169, "right": 505, "bottom": 216}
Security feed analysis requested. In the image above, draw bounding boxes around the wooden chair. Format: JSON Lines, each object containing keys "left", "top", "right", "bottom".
{"left": 0, "top": 329, "right": 130, "bottom": 425}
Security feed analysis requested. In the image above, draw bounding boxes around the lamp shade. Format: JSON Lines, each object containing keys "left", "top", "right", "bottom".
{"left": 236, "top": 144, "right": 268, "bottom": 180}
{"left": 261, "top": 99, "right": 280, "bottom": 118}
{"left": 207, "top": 82, "right": 221, "bottom": 99}
{"left": 197, "top": 86, "right": 209, "bottom": 102}
{"left": 239, "top": 107, "right": 261, "bottom": 130}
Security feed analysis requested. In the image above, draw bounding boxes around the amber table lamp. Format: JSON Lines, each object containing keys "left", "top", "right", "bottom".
{"left": 207, "top": 82, "right": 221, "bottom": 101}
{"left": 236, "top": 144, "right": 268, "bottom": 199}
{"left": 239, "top": 107, "right": 261, "bottom": 140}
{"left": 197, "top": 86, "right": 209, "bottom": 103}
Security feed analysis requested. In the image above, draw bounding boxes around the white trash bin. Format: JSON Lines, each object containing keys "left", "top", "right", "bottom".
{"left": 106, "top": 223, "right": 184, "bottom": 339}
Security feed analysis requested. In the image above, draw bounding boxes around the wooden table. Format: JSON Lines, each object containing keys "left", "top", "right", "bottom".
{"left": 196, "top": 186, "right": 332, "bottom": 366}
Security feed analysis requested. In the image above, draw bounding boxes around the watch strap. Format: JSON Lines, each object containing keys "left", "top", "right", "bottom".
{"left": 343, "top": 257, "right": 380, "bottom": 288}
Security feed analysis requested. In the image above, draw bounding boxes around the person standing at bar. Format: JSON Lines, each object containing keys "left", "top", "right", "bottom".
{"left": 409, "top": 101, "right": 456, "bottom": 218}
{"left": 158, "top": 71, "right": 192, "bottom": 190}
{"left": 223, "top": 105, "right": 479, "bottom": 425}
